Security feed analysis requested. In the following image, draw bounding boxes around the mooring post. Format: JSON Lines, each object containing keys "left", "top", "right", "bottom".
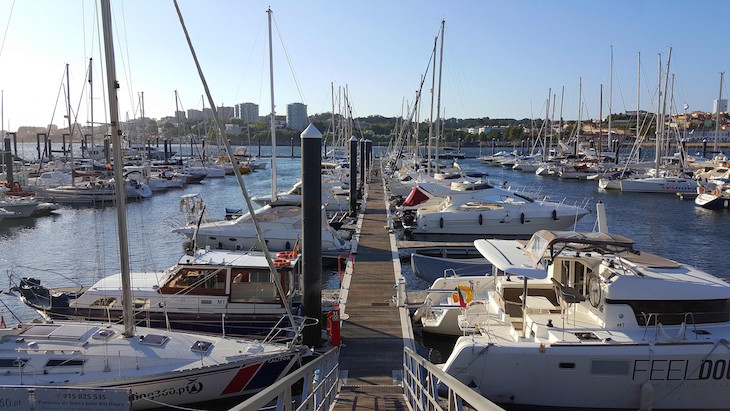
{"left": 4, "top": 136, "right": 13, "bottom": 186}
{"left": 301, "top": 124, "right": 323, "bottom": 348}
{"left": 349, "top": 136, "right": 358, "bottom": 216}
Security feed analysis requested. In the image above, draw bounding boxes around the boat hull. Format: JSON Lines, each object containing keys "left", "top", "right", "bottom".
{"left": 695, "top": 193, "right": 730, "bottom": 209}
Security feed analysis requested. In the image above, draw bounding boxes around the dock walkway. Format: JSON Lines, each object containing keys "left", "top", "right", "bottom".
{"left": 335, "top": 162, "right": 407, "bottom": 410}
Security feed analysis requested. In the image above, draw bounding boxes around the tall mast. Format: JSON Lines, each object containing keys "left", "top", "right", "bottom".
{"left": 599, "top": 84, "right": 603, "bottom": 163}
{"left": 543, "top": 88, "right": 550, "bottom": 160}
{"left": 89, "top": 58, "right": 94, "bottom": 159}
{"left": 101, "top": 0, "right": 134, "bottom": 338}
{"left": 607, "top": 45, "right": 613, "bottom": 159}
{"left": 434, "top": 20, "right": 445, "bottom": 173}
{"left": 577, "top": 77, "right": 582, "bottom": 146}
{"left": 660, "top": 48, "right": 672, "bottom": 164}
{"left": 330, "top": 81, "right": 335, "bottom": 157}
{"left": 714, "top": 72, "right": 724, "bottom": 155}
{"left": 175, "top": 90, "right": 182, "bottom": 159}
{"left": 267, "top": 7, "right": 278, "bottom": 199}
{"left": 559, "top": 85, "right": 564, "bottom": 146}
{"left": 66, "top": 64, "right": 75, "bottom": 186}
{"left": 426, "top": 35, "right": 437, "bottom": 175}
{"left": 655, "top": 54, "right": 662, "bottom": 174}
{"left": 636, "top": 52, "right": 640, "bottom": 153}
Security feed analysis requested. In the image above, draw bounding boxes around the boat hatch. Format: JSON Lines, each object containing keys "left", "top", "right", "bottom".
{"left": 45, "top": 359, "right": 85, "bottom": 367}
{"left": 191, "top": 340, "right": 213, "bottom": 353}
{"left": 139, "top": 334, "right": 169, "bottom": 346}
{"left": 21, "top": 324, "right": 96, "bottom": 340}
{"left": 0, "top": 358, "right": 28, "bottom": 368}
{"left": 574, "top": 332, "right": 600, "bottom": 341}
{"left": 92, "top": 329, "right": 116, "bottom": 340}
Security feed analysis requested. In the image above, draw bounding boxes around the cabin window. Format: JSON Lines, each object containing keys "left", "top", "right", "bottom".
{"left": 249, "top": 271, "right": 272, "bottom": 283}
{"left": 613, "top": 299, "right": 730, "bottom": 325}
{"left": 0, "top": 358, "right": 28, "bottom": 368}
{"left": 591, "top": 360, "right": 629, "bottom": 375}
{"left": 91, "top": 298, "right": 116, "bottom": 307}
{"left": 573, "top": 262, "right": 586, "bottom": 295}
{"left": 169, "top": 268, "right": 226, "bottom": 290}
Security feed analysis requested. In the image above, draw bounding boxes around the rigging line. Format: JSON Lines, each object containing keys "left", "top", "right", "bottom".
{"left": 272, "top": 14, "right": 306, "bottom": 105}
{"left": 0, "top": 0, "right": 15, "bottom": 60}
{"left": 82, "top": 0, "right": 87, "bottom": 61}
{"left": 110, "top": 1, "right": 136, "bottom": 121}
{"left": 232, "top": 24, "right": 264, "bottom": 104}
{"left": 94, "top": 0, "right": 108, "bottom": 124}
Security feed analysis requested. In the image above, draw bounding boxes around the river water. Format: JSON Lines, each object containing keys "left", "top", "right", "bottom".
{"left": 1, "top": 144, "right": 729, "bottom": 331}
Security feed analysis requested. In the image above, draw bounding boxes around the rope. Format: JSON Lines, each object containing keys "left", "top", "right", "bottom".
{"left": 272, "top": 13, "right": 306, "bottom": 106}
{"left": 0, "top": 0, "right": 15, "bottom": 60}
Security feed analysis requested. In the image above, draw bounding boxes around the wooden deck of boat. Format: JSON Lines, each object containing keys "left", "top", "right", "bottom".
{"left": 335, "top": 163, "right": 407, "bottom": 410}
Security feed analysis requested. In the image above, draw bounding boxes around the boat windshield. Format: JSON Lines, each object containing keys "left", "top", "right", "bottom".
{"left": 525, "top": 230, "right": 635, "bottom": 265}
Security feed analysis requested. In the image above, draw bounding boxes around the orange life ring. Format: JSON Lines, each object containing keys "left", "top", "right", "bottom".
{"left": 712, "top": 188, "right": 720, "bottom": 197}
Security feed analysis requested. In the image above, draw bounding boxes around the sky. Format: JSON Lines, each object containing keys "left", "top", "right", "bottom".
{"left": 0, "top": 0, "right": 729, "bottom": 130}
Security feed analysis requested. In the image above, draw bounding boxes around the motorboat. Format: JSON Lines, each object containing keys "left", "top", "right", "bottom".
{"left": 173, "top": 193, "right": 351, "bottom": 259}
{"left": 0, "top": 187, "right": 39, "bottom": 218}
{"left": 440, "top": 213, "right": 730, "bottom": 409}
{"left": 695, "top": 179, "right": 730, "bottom": 209}
{"left": 0, "top": 207, "right": 14, "bottom": 222}
{"left": 251, "top": 180, "right": 350, "bottom": 212}
{"left": 17, "top": 248, "right": 304, "bottom": 340}
{"left": 400, "top": 182, "right": 589, "bottom": 241}
{"left": 26, "top": 171, "right": 73, "bottom": 188}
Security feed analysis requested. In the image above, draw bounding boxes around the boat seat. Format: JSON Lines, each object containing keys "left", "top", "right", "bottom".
{"left": 551, "top": 278, "right": 585, "bottom": 305}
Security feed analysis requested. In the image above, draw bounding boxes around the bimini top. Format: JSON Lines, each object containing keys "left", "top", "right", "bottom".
{"left": 524, "top": 230, "right": 635, "bottom": 265}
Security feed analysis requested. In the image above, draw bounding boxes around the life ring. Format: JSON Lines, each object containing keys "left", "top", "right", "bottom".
{"left": 712, "top": 188, "right": 720, "bottom": 197}
{"left": 277, "top": 251, "right": 294, "bottom": 259}
{"left": 451, "top": 285, "right": 473, "bottom": 305}
{"left": 273, "top": 258, "right": 289, "bottom": 267}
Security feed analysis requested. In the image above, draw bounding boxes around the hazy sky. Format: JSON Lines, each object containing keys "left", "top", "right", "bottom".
{"left": 0, "top": 0, "right": 728, "bottom": 129}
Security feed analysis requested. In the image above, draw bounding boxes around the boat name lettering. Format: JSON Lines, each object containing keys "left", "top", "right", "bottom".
{"left": 268, "top": 355, "right": 293, "bottom": 363}
{"left": 633, "top": 359, "right": 730, "bottom": 381}
{"left": 131, "top": 380, "right": 204, "bottom": 402}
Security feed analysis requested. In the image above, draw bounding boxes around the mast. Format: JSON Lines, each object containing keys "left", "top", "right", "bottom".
{"left": 427, "top": 35, "right": 436, "bottom": 175}
{"left": 715, "top": 72, "right": 724, "bottom": 155}
{"left": 66, "top": 64, "right": 75, "bottom": 187}
{"left": 543, "top": 88, "right": 550, "bottom": 160}
{"left": 330, "top": 81, "right": 335, "bottom": 158}
{"left": 636, "top": 52, "right": 640, "bottom": 156}
{"left": 655, "top": 54, "right": 662, "bottom": 174}
{"left": 559, "top": 85, "right": 564, "bottom": 146}
{"left": 89, "top": 58, "right": 94, "bottom": 159}
{"left": 660, "top": 48, "right": 672, "bottom": 165}
{"left": 577, "top": 77, "right": 582, "bottom": 151}
{"left": 607, "top": 45, "right": 613, "bottom": 161}
{"left": 599, "top": 84, "right": 603, "bottom": 163}
{"left": 100, "top": 0, "right": 134, "bottom": 338}
{"left": 434, "top": 20, "right": 445, "bottom": 173}
{"left": 175, "top": 90, "right": 181, "bottom": 160}
{"left": 267, "top": 7, "right": 278, "bottom": 200}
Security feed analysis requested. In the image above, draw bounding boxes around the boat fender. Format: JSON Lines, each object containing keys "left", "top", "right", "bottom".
{"left": 640, "top": 381, "right": 654, "bottom": 411}
{"left": 478, "top": 214, "right": 483, "bottom": 225}
{"left": 552, "top": 209, "right": 558, "bottom": 220}
{"left": 520, "top": 213, "right": 525, "bottom": 224}
{"left": 439, "top": 216, "right": 444, "bottom": 229}
{"left": 274, "top": 258, "right": 290, "bottom": 267}
{"left": 712, "top": 188, "right": 720, "bottom": 196}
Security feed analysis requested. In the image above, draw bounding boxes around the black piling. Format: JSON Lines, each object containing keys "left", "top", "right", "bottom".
{"left": 11, "top": 133, "right": 17, "bottom": 158}
{"left": 147, "top": 139, "right": 152, "bottom": 160}
{"left": 301, "top": 124, "right": 322, "bottom": 348}
{"left": 359, "top": 138, "right": 366, "bottom": 194}
{"left": 103, "top": 137, "right": 111, "bottom": 165}
{"left": 702, "top": 139, "right": 708, "bottom": 158}
{"left": 491, "top": 139, "right": 496, "bottom": 155}
{"left": 47, "top": 137, "right": 53, "bottom": 161}
{"left": 520, "top": 139, "right": 525, "bottom": 156}
{"left": 36, "top": 133, "right": 42, "bottom": 160}
{"left": 290, "top": 138, "right": 294, "bottom": 157}
{"left": 62, "top": 133, "right": 68, "bottom": 156}
{"left": 3, "top": 137, "right": 13, "bottom": 186}
{"left": 349, "top": 136, "right": 358, "bottom": 216}
{"left": 365, "top": 139, "right": 372, "bottom": 174}
{"left": 258, "top": 137, "right": 261, "bottom": 157}
{"left": 83, "top": 134, "right": 90, "bottom": 157}
{"left": 163, "top": 138, "right": 169, "bottom": 163}
{"left": 614, "top": 139, "right": 620, "bottom": 164}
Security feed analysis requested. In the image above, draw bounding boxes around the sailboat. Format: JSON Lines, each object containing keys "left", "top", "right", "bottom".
{"left": 0, "top": 3, "right": 302, "bottom": 409}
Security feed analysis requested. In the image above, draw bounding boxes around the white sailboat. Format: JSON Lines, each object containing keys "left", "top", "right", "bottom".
{"left": 0, "top": 3, "right": 303, "bottom": 409}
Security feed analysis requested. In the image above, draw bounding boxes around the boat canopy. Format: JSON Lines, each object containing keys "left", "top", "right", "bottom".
{"left": 524, "top": 230, "right": 635, "bottom": 265}
{"left": 474, "top": 239, "right": 546, "bottom": 279}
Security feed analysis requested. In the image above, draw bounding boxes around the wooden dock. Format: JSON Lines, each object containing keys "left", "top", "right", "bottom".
{"left": 334, "top": 163, "right": 408, "bottom": 410}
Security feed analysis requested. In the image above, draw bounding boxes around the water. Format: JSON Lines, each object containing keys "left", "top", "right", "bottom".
{"left": 1, "top": 144, "right": 730, "bottom": 329}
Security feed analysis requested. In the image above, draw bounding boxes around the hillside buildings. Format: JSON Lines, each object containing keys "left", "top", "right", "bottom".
{"left": 286, "top": 102, "right": 308, "bottom": 131}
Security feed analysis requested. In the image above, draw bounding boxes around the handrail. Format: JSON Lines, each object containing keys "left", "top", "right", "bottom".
{"left": 229, "top": 346, "right": 339, "bottom": 411}
{"left": 403, "top": 346, "right": 503, "bottom": 411}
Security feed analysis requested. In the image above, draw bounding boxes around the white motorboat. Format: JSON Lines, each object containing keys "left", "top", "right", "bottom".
{"left": 400, "top": 182, "right": 589, "bottom": 241}
{"left": 173, "top": 194, "right": 351, "bottom": 258}
{"left": 18, "top": 248, "right": 304, "bottom": 340}
{"left": 695, "top": 179, "right": 730, "bottom": 209}
{"left": 0, "top": 207, "right": 13, "bottom": 222}
{"left": 620, "top": 175, "right": 697, "bottom": 194}
{"left": 410, "top": 253, "right": 492, "bottom": 284}
{"left": 26, "top": 171, "right": 73, "bottom": 188}
{"left": 441, "top": 222, "right": 730, "bottom": 409}
{"left": 0, "top": 187, "right": 39, "bottom": 218}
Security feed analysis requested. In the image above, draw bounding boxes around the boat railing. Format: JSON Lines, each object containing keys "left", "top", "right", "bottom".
{"left": 229, "top": 346, "right": 340, "bottom": 411}
{"left": 641, "top": 312, "right": 698, "bottom": 342}
{"left": 403, "top": 346, "right": 503, "bottom": 411}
